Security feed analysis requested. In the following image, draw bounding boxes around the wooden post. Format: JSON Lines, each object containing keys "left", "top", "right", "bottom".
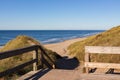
{"left": 33, "top": 49, "right": 38, "bottom": 71}
{"left": 85, "top": 52, "right": 90, "bottom": 73}
{"left": 52, "top": 64, "right": 55, "bottom": 69}
{"left": 40, "top": 51, "right": 44, "bottom": 68}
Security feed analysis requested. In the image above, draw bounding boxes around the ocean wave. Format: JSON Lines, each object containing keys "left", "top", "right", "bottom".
{"left": 68, "top": 36, "right": 78, "bottom": 39}
{"left": 82, "top": 32, "right": 100, "bottom": 37}
{"left": 42, "top": 38, "right": 62, "bottom": 44}
{"left": 0, "top": 30, "right": 103, "bottom": 44}
{"left": 62, "top": 36, "right": 78, "bottom": 40}
{"left": 42, "top": 33, "right": 98, "bottom": 44}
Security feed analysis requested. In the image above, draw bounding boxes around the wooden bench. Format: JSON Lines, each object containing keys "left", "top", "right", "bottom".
{"left": 84, "top": 46, "right": 120, "bottom": 73}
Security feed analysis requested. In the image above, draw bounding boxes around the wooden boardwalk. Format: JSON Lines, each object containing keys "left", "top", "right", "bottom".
{"left": 1, "top": 45, "right": 120, "bottom": 80}
{"left": 18, "top": 56, "right": 120, "bottom": 80}
{"left": 18, "top": 69, "right": 120, "bottom": 80}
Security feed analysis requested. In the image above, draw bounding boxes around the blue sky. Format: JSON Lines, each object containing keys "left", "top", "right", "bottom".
{"left": 0, "top": 0, "right": 120, "bottom": 30}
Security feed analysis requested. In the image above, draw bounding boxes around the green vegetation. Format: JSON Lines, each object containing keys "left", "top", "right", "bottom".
{"left": 0, "top": 35, "right": 61, "bottom": 79}
{"left": 68, "top": 26, "right": 120, "bottom": 63}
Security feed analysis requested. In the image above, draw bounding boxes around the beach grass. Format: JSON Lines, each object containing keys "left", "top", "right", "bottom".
{"left": 0, "top": 35, "right": 61, "bottom": 79}
{"left": 68, "top": 26, "right": 120, "bottom": 63}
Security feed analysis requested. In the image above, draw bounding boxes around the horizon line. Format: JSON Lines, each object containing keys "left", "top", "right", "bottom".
{"left": 0, "top": 29, "right": 106, "bottom": 31}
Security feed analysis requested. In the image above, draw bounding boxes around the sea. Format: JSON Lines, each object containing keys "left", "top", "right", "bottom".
{"left": 0, "top": 30, "right": 104, "bottom": 45}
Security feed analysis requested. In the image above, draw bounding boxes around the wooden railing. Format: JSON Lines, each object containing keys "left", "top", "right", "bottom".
{"left": 0, "top": 45, "right": 55, "bottom": 77}
{"left": 84, "top": 46, "right": 120, "bottom": 73}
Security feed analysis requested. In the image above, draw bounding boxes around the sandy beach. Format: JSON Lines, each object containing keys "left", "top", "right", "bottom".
{"left": 44, "top": 37, "right": 86, "bottom": 57}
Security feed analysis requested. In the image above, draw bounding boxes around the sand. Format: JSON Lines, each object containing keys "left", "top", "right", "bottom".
{"left": 44, "top": 37, "right": 86, "bottom": 57}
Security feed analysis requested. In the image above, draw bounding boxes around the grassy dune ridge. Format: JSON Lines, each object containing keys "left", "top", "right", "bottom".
{"left": 68, "top": 26, "right": 120, "bottom": 63}
{"left": 0, "top": 35, "right": 60, "bottom": 79}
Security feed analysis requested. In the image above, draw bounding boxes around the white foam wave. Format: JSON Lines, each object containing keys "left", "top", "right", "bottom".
{"left": 42, "top": 38, "right": 61, "bottom": 43}
{"left": 82, "top": 32, "right": 100, "bottom": 37}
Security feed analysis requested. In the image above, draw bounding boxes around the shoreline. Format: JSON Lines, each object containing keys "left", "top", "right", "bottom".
{"left": 0, "top": 36, "right": 88, "bottom": 57}
{"left": 44, "top": 37, "right": 87, "bottom": 57}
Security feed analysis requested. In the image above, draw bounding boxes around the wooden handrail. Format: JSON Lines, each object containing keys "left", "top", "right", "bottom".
{"left": 0, "top": 59, "right": 37, "bottom": 77}
{"left": 84, "top": 46, "right": 120, "bottom": 73}
{"left": 0, "top": 45, "right": 39, "bottom": 60}
{"left": 0, "top": 45, "right": 55, "bottom": 77}
{"left": 85, "top": 46, "right": 120, "bottom": 54}
{"left": 39, "top": 46, "right": 55, "bottom": 65}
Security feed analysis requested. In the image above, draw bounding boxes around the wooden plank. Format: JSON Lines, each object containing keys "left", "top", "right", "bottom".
{"left": 85, "top": 46, "right": 120, "bottom": 54}
{"left": 39, "top": 46, "right": 55, "bottom": 68}
{"left": 85, "top": 52, "right": 90, "bottom": 73}
{"left": 33, "top": 49, "right": 38, "bottom": 71}
{"left": 0, "top": 45, "right": 39, "bottom": 60}
{"left": 85, "top": 62, "right": 120, "bottom": 69}
{"left": 0, "top": 59, "right": 37, "bottom": 77}
{"left": 40, "top": 51, "right": 44, "bottom": 68}
{"left": 42, "top": 57, "right": 53, "bottom": 69}
{"left": 0, "top": 44, "right": 56, "bottom": 77}
{"left": 85, "top": 52, "right": 90, "bottom": 62}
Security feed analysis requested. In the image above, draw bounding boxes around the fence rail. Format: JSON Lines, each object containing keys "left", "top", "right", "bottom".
{"left": 84, "top": 46, "right": 120, "bottom": 73}
{"left": 0, "top": 45, "right": 55, "bottom": 77}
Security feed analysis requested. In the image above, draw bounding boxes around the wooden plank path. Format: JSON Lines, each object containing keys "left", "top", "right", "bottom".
{"left": 18, "top": 69, "right": 120, "bottom": 80}
{"left": 18, "top": 56, "right": 120, "bottom": 80}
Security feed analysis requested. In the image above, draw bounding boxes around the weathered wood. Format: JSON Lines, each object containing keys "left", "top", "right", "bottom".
{"left": 84, "top": 46, "right": 120, "bottom": 73}
{"left": 85, "top": 62, "right": 120, "bottom": 69}
{"left": 0, "top": 45, "right": 56, "bottom": 77}
{"left": 85, "top": 52, "right": 90, "bottom": 62}
{"left": 52, "top": 65, "right": 55, "bottom": 69}
{"left": 33, "top": 49, "right": 39, "bottom": 71}
{"left": 0, "top": 45, "right": 39, "bottom": 60}
{"left": 39, "top": 46, "right": 55, "bottom": 68}
{"left": 85, "top": 46, "right": 120, "bottom": 54}
{"left": 40, "top": 51, "right": 44, "bottom": 68}
{"left": 0, "top": 59, "right": 37, "bottom": 77}
{"left": 85, "top": 52, "right": 90, "bottom": 73}
{"left": 42, "top": 57, "right": 53, "bottom": 69}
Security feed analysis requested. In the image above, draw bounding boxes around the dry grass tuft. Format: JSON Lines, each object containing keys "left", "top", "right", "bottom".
{"left": 0, "top": 35, "right": 60, "bottom": 79}
{"left": 68, "top": 26, "right": 120, "bottom": 63}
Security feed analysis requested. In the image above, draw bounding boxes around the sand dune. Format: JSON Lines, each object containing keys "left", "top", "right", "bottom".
{"left": 44, "top": 37, "right": 86, "bottom": 57}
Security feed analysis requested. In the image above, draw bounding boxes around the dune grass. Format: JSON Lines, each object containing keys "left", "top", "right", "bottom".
{"left": 68, "top": 26, "right": 120, "bottom": 63}
{"left": 0, "top": 35, "right": 61, "bottom": 79}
